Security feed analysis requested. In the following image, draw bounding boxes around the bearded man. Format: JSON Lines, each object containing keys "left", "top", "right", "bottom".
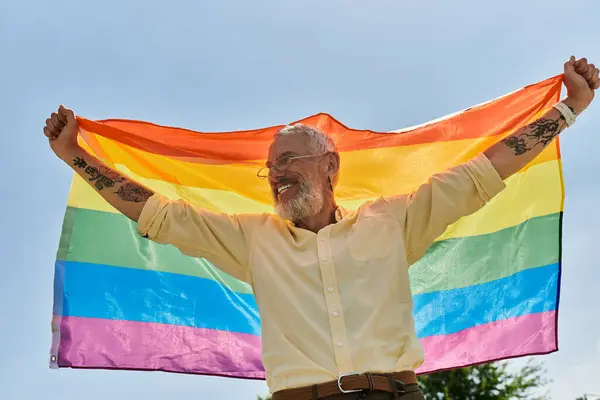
{"left": 43, "top": 57, "right": 598, "bottom": 400}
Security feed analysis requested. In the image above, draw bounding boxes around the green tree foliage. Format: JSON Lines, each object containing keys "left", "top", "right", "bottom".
{"left": 418, "top": 360, "right": 549, "bottom": 400}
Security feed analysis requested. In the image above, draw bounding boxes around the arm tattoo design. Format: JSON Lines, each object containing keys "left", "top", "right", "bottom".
{"left": 501, "top": 116, "right": 568, "bottom": 156}
{"left": 72, "top": 156, "right": 118, "bottom": 190}
{"left": 98, "top": 166, "right": 126, "bottom": 184}
{"left": 72, "top": 156, "right": 152, "bottom": 202}
{"left": 115, "top": 183, "right": 154, "bottom": 203}
{"left": 73, "top": 157, "right": 87, "bottom": 168}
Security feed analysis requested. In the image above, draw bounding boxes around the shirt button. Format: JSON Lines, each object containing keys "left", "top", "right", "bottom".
{"left": 332, "top": 311, "right": 339, "bottom": 317}
{"left": 337, "top": 341, "right": 343, "bottom": 347}
{"left": 327, "top": 287, "right": 334, "bottom": 292}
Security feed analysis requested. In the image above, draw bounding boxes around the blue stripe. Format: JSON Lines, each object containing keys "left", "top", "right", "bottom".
{"left": 56, "top": 261, "right": 558, "bottom": 337}
{"left": 413, "top": 263, "right": 558, "bottom": 338}
{"left": 53, "top": 260, "right": 66, "bottom": 318}
{"left": 56, "top": 260, "right": 261, "bottom": 335}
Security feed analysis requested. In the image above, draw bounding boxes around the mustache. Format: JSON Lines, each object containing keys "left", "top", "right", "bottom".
{"left": 271, "top": 177, "right": 297, "bottom": 185}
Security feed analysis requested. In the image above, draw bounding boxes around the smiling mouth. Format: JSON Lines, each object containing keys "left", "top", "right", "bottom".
{"left": 277, "top": 183, "right": 295, "bottom": 194}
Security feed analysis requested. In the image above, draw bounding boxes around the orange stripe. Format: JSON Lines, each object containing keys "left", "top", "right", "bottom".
{"left": 75, "top": 75, "right": 563, "bottom": 162}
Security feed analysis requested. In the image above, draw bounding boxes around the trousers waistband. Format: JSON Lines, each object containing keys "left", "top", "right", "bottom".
{"left": 272, "top": 371, "right": 418, "bottom": 400}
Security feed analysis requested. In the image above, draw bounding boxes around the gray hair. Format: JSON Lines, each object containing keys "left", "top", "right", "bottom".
{"left": 275, "top": 124, "right": 337, "bottom": 155}
{"left": 274, "top": 123, "right": 340, "bottom": 188}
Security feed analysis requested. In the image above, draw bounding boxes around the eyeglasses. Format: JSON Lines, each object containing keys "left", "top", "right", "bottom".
{"left": 257, "top": 154, "right": 326, "bottom": 179}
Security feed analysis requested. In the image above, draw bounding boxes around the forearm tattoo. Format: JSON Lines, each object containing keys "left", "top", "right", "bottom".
{"left": 72, "top": 156, "right": 123, "bottom": 190}
{"left": 115, "top": 183, "right": 154, "bottom": 203}
{"left": 501, "top": 105, "right": 574, "bottom": 156}
{"left": 72, "top": 156, "right": 153, "bottom": 202}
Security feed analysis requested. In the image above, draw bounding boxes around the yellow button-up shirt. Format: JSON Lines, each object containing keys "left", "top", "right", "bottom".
{"left": 137, "top": 153, "right": 506, "bottom": 393}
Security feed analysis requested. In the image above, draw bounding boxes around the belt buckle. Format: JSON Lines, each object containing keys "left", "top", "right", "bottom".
{"left": 337, "top": 372, "right": 363, "bottom": 394}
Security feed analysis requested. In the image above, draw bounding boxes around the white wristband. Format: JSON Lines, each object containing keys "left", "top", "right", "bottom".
{"left": 553, "top": 102, "right": 576, "bottom": 126}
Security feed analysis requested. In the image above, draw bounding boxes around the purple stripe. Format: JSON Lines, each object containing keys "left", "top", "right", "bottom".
{"left": 57, "top": 316, "right": 265, "bottom": 379}
{"left": 56, "top": 312, "right": 556, "bottom": 379}
{"left": 417, "top": 311, "right": 556, "bottom": 374}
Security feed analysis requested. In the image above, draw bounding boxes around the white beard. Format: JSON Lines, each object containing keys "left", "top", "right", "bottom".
{"left": 275, "top": 179, "right": 324, "bottom": 222}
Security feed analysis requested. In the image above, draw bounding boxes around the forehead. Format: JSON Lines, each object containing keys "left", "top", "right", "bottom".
{"left": 267, "top": 133, "right": 312, "bottom": 161}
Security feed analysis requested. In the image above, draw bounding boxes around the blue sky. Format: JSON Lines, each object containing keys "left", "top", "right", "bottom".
{"left": 1, "top": 1, "right": 599, "bottom": 399}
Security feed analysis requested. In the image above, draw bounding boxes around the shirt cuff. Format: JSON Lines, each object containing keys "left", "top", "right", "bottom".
{"left": 463, "top": 153, "right": 507, "bottom": 201}
{"left": 137, "top": 193, "right": 170, "bottom": 239}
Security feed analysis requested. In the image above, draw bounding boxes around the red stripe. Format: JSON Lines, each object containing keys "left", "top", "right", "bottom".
{"left": 76, "top": 75, "right": 562, "bottom": 162}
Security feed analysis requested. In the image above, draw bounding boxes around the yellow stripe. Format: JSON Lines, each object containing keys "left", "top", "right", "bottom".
{"left": 79, "top": 133, "right": 558, "bottom": 204}
{"left": 68, "top": 159, "right": 562, "bottom": 241}
{"left": 436, "top": 158, "right": 562, "bottom": 240}
{"left": 68, "top": 172, "right": 272, "bottom": 215}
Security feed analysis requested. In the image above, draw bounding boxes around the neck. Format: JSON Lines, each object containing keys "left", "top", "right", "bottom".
{"left": 294, "top": 195, "right": 337, "bottom": 233}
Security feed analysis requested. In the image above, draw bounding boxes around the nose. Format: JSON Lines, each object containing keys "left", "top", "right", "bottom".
{"left": 269, "top": 167, "right": 286, "bottom": 181}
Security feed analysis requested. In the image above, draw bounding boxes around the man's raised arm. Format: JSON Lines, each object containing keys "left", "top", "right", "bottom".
{"left": 43, "top": 105, "right": 153, "bottom": 221}
{"left": 387, "top": 56, "right": 598, "bottom": 265}
{"left": 485, "top": 56, "right": 599, "bottom": 179}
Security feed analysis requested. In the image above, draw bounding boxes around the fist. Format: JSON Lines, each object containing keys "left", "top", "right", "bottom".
{"left": 44, "top": 105, "right": 80, "bottom": 160}
{"left": 563, "top": 56, "right": 599, "bottom": 109}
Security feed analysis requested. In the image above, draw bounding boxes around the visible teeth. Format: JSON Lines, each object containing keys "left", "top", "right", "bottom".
{"left": 277, "top": 184, "right": 293, "bottom": 194}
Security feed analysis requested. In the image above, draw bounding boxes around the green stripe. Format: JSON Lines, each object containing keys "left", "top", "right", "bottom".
{"left": 56, "top": 206, "right": 76, "bottom": 261}
{"left": 409, "top": 212, "right": 560, "bottom": 294}
{"left": 61, "top": 207, "right": 560, "bottom": 296}
{"left": 61, "top": 206, "right": 254, "bottom": 294}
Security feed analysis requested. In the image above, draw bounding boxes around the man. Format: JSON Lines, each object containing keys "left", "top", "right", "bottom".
{"left": 44, "top": 57, "right": 598, "bottom": 400}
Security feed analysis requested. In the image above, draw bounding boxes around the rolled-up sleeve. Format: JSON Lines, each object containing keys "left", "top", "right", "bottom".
{"left": 137, "top": 194, "right": 258, "bottom": 283}
{"left": 386, "top": 153, "right": 506, "bottom": 266}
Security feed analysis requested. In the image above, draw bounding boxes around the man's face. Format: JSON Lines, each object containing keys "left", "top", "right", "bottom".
{"left": 266, "top": 134, "right": 326, "bottom": 221}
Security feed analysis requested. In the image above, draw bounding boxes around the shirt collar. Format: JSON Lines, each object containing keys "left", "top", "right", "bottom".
{"left": 334, "top": 206, "right": 348, "bottom": 222}
{"left": 288, "top": 206, "right": 348, "bottom": 227}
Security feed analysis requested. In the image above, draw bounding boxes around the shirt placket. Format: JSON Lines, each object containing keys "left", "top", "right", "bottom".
{"left": 316, "top": 228, "right": 353, "bottom": 373}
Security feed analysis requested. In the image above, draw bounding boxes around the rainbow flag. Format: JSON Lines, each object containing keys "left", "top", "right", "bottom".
{"left": 50, "top": 75, "right": 564, "bottom": 378}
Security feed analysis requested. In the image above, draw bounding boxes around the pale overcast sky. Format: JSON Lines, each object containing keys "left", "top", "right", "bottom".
{"left": 1, "top": 1, "right": 599, "bottom": 399}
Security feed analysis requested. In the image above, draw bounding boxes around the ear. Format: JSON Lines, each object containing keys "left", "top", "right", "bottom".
{"left": 327, "top": 152, "right": 340, "bottom": 176}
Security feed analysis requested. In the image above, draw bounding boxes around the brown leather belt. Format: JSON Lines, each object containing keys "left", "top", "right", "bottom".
{"left": 272, "top": 371, "right": 418, "bottom": 400}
